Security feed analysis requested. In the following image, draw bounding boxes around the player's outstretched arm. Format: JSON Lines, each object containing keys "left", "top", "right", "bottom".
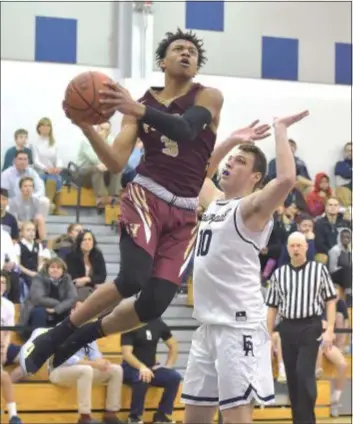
{"left": 78, "top": 116, "right": 138, "bottom": 174}
{"left": 199, "top": 177, "right": 224, "bottom": 209}
{"left": 207, "top": 120, "right": 271, "bottom": 178}
{"left": 241, "top": 111, "right": 309, "bottom": 231}
{"left": 99, "top": 82, "right": 223, "bottom": 143}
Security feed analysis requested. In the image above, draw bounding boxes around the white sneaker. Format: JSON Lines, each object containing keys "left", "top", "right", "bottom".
{"left": 331, "top": 401, "right": 340, "bottom": 417}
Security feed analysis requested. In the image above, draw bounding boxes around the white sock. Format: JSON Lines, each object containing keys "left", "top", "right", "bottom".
{"left": 332, "top": 390, "right": 342, "bottom": 403}
{"left": 279, "top": 362, "right": 286, "bottom": 373}
{"left": 7, "top": 402, "right": 17, "bottom": 419}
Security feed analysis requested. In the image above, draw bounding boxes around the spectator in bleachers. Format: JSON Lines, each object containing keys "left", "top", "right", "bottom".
{"left": 20, "top": 257, "right": 77, "bottom": 336}
{"left": 121, "top": 318, "right": 181, "bottom": 424}
{"left": 283, "top": 187, "right": 309, "bottom": 215}
{"left": 2, "top": 128, "right": 32, "bottom": 172}
{"left": 1, "top": 271, "right": 22, "bottom": 424}
{"left": 1, "top": 150, "right": 50, "bottom": 218}
{"left": 15, "top": 222, "right": 48, "bottom": 297}
{"left": 316, "top": 313, "right": 348, "bottom": 418}
{"left": 334, "top": 142, "right": 352, "bottom": 208}
{"left": 1, "top": 271, "right": 21, "bottom": 368}
{"left": 260, "top": 217, "right": 283, "bottom": 283}
{"left": 1, "top": 188, "right": 19, "bottom": 241}
{"left": 52, "top": 223, "right": 83, "bottom": 259}
{"left": 8, "top": 177, "right": 47, "bottom": 241}
{"left": 306, "top": 172, "right": 334, "bottom": 217}
{"left": 1, "top": 226, "right": 21, "bottom": 303}
{"left": 328, "top": 228, "right": 352, "bottom": 306}
{"left": 76, "top": 122, "right": 122, "bottom": 213}
{"left": 48, "top": 301, "right": 123, "bottom": 424}
{"left": 278, "top": 214, "right": 316, "bottom": 267}
{"left": 267, "top": 138, "right": 313, "bottom": 194}
{"left": 314, "top": 197, "right": 351, "bottom": 263}
{"left": 121, "top": 139, "right": 144, "bottom": 189}
{"left": 275, "top": 204, "right": 297, "bottom": 239}
{"left": 32, "top": 117, "right": 66, "bottom": 216}
{"left": 65, "top": 230, "right": 107, "bottom": 301}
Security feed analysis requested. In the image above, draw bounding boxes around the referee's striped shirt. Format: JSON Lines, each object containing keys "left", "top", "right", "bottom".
{"left": 265, "top": 261, "right": 337, "bottom": 319}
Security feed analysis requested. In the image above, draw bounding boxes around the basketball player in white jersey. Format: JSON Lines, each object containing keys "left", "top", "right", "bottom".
{"left": 181, "top": 110, "right": 309, "bottom": 424}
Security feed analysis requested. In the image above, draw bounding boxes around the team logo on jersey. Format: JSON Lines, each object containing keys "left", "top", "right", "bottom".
{"left": 243, "top": 335, "right": 254, "bottom": 357}
{"left": 127, "top": 223, "right": 141, "bottom": 238}
{"left": 201, "top": 208, "right": 232, "bottom": 223}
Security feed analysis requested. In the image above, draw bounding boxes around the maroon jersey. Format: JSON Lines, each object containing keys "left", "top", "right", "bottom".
{"left": 136, "top": 83, "right": 216, "bottom": 197}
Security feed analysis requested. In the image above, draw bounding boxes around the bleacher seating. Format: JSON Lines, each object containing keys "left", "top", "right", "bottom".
{"left": 5, "top": 306, "right": 336, "bottom": 423}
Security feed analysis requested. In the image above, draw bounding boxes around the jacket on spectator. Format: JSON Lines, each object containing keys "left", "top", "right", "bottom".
{"left": 259, "top": 219, "right": 283, "bottom": 272}
{"left": 328, "top": 228, "right": 352, "bottom": 273}
{"left": 52, "top": 234, "right": 75, "bottom": 259}
{"left": 284, "top": 189, "right": 309, "bottom": 214}
{"left": 335, "top": 158, "right": 352, "bottom": 190}
{"left": 65, "top": 249, "right": 107, "bottom": 287}
{"left": 314, "top": 214, "right": 351, "bottom": 255}
{"left": 20, "top": 269, "right": 77, "bottom": 326}
{"left": 306, "top": 172, "right": 333, "bottom": 217}
{"left": 267, "top": 156, "right": 311, "bottom": 181}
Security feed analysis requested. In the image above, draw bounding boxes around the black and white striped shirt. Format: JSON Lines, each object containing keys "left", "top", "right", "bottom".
{"left": 265, "top": 261, "right": 337, "bottom": 320}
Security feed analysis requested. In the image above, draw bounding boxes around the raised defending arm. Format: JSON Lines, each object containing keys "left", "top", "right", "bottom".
{"left": 240, "top": 111, "right": 309, "bottom": 231}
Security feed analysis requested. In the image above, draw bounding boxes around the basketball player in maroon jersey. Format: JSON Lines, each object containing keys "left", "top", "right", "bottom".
{"left": 22, "top": 29, "right": 270, "bottom": 377}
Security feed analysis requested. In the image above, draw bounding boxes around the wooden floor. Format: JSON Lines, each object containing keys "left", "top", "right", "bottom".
{"left": 255, "top": 418, "right": 352, "bottom": 424}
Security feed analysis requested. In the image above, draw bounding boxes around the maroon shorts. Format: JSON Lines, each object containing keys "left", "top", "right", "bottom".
{"left": 118, "top": 183, "right": 198, "bottom": 285}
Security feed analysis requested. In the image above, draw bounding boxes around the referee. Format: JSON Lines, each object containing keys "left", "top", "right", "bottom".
{"left": 266, "top": 232, "right": 336, "bottom": 424}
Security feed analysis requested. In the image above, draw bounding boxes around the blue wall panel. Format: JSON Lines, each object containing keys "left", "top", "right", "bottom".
{"left": 262, "top": 36, "right": 299, "bottom": 81}
{"left": 335, "top": 42, "right": 352, "bottom": 85}
{"left": 186, "top": 1, "right": 224, "bottom": 32}
{"left": 35, "top": 16, "right": 77, "bottom": 64}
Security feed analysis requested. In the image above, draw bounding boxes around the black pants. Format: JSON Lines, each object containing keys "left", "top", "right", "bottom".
{"left": 279, "top": 316, "right": 322, "bottom": 424}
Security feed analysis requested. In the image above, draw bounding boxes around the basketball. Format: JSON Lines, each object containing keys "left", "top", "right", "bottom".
{"left": 63, "top": 71, "right": 115, "bottom": 125}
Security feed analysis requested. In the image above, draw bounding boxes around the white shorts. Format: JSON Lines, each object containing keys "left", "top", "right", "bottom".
{"left": 181, "top": 323, "right": 275, "bottom": 410}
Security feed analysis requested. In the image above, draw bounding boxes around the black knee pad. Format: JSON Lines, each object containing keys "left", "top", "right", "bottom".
{"left": 134, "top": 278, "right": 178, "bottom": 323}
{"left": 114, "top": 231, "right": 153, "bottom": 298}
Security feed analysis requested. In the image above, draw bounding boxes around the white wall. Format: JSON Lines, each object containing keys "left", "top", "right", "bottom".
{"left": 0, "top": 2, "right": 116, "bottom": 66}
{"left": 1, "top": 60, "right": 351, "bottom": 180}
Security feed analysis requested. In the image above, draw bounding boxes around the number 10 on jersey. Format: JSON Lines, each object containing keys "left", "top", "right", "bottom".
{"left": 196, "top": 229, "right": 212, "bottom": 257}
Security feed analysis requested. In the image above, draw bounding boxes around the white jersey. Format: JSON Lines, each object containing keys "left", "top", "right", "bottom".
{"left": 192, "top": 197, "right": 273, "bottom": 328}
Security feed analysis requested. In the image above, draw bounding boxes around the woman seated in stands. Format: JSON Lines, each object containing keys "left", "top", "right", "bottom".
{"left": 65, "top": 230, "right": 107, "bottom": 301}
{"left": 32, "top": 117, "right": 66, "bottom": 215}
{"left": 52, "top": 223, "right": 83, "bottom": 259}
{"left": 19, "top": 257, "right": 77, "bottom": 339}
{"left": 15, "top": 221, "right": 48, "bottom": 301}
{"left": 1, "top": 272, "right": 22, "bottom": 424}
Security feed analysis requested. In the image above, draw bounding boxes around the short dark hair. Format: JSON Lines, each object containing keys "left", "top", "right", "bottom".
{"left": 155, "top": 28, "right": 207, "bottom": 70}
{"left": 15, "top": 150, "right": 29, "bottom": 159}
{"left": 0, "top": 188, "right": 9, "bottom": 198}
{"left": 14, "top": 128, "right": 28, "bottom": 140}
{"left": 238, "top": 144, "right": 267, "bottom": 186}
{"left": 297, "top": 214, "right": 313, "bottom": 224}
{"left": 19, "top": 176, "right": 34, "bottom": 189}
{"left": 288, "top": 138, "right": 297, "bottom": 146}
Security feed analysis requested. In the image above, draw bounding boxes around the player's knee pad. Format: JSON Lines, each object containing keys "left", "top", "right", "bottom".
{"left": 114, "top": 232, "right": 153, "bottom": 298}
{"left": 134, "top": 278, "right": 178, "bottom": 323}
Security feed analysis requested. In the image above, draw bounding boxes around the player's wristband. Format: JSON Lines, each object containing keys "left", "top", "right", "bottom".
{"left": 142, "top": 105, "right": 212, "bottom": 142}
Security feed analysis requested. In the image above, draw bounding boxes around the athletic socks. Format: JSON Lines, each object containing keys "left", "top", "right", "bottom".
{"left": 7, "top": 402, "right": 17, "bottom": 419}
{"left": 332, "top": 389, "right": 342, "bottom": 403}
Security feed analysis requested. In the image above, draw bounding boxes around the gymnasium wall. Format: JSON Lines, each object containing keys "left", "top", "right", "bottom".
{"left": 1, "top": 60, "right": 351, "bottom": 179}
{"left": 153, "top": 1, "right": 352, "bottom": 85}
{"left": 0, "top": 1, "right": 117, "bottom": 67}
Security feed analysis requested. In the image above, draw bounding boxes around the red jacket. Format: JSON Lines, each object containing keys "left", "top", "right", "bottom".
{"left": 306, "top": 172, "right": 332, "bottom": 217}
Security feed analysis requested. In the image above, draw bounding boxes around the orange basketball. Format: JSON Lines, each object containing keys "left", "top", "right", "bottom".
{"left": 63, "top": 71, "right": 115, "bottom": 125}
